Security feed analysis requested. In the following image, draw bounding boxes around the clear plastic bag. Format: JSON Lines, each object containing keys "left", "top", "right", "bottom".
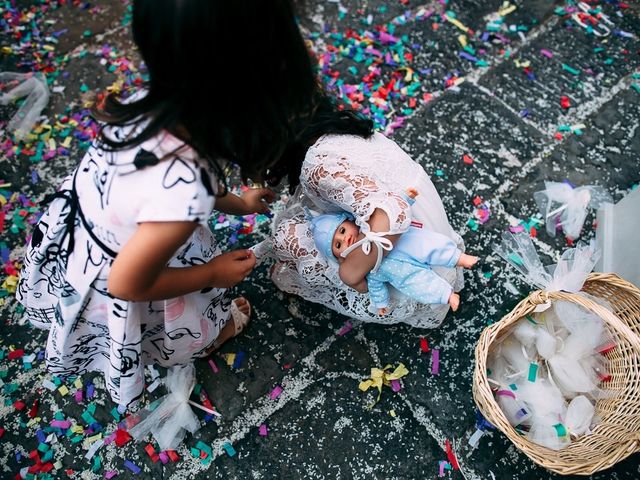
{"left": 0, "top": 72, "right": 50, "bottom": 140}
{"left": 495, "top": 232, "right": 599, "bottom": 311}
{"left": 128, "top": 364, "right": 201, "bottom": 451}
{"left": 534, "top": 181, "right": 613, "bottom": 240}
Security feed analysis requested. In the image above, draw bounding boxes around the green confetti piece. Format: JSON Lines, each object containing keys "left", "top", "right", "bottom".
{"left": 528, "top": 363, "right": 538, "bottom": 382}
{"left": 604, "top": 58, "right": 614, "bottom": 65}
{"left": 81, "top": 411, "right": 97, "bottom": 425}
{"left": 190, "top": 447, "right": 200, "bottom": 458}
{"left": 631, "top": 83, "right": 640, "bottom": 94}
{"left": 83, "top": 30, "right": 92, "bottom": 38}
{"left": 509, "top": 383, "right": 518, "bottom": 391}
{"left": 561, "top": 63, "right": 580, "bottom": 75}
{"left": 525, "top": 314, "right": 538, "bottom": 325}
{"left": 435, "top": 169, "right": 444, "bottom": 177}
{"left": 92, "top": 455, "right": 101, "bottom": 472}
{"left": 37, "top": 442, "right": 50, "bottom": 453}
{"left": 508, "top": 253, "right": 524, "bottom": 266}
{"left": 196, "top": 441, "right": 212, "bottom": 457}
{"left": 553, "top": 423, "right": 567, "bottom": 437}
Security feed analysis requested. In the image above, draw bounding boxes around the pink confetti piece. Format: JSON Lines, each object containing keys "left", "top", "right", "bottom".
{"left": 50, "top": 419, "right": 71, "bottom": 429}
{"left": 74, "top": 390, "right": 83, "bottom": 403}
{"left": 390, "top": 379, "right": 402, "bottom": 392}
{"left": 259, "top": 424, "right": 268, "bottom": 436}
{"left": 438, "top": 460, "right": 446, "bottom": 477}
{"left": 269, "top": 385, "right": 283, "bottom": 400}
{"left": 337, "top": 321, "right": 352, "bottom": 336}
{"left": 431, "top": 349, "right": 440, "bottom": 375}
{"left": 208, "top": 359, "right": 219, "bottom": 374}
{"left": 105, "top": 471, "right": 118, "bottom": 479}
{"left": 158, "top": 452, "right": 169, "bottom": 464}
{"left": 540, "top": 49, "right": 554, "bottom": 58}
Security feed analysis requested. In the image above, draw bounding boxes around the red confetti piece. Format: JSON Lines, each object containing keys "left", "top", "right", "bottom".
{"left": 445, "top": 439, "right": 460, "bottom": 470}
{"left": 8, "top": 349, "right": 24, "bottom": 360}
{"left": 0, "top": 427, "right": 5, "bottom": 438}
{"left": 13, "top": 401, "right": 26, "bottom": 411}
{"left": 462, "top": 154, "right": 474, "bottom": 165}
{"left": 420, "top": 337, "right": 429, "bottom": 353}
{"left": 167, "top": 450, "right": 180, "bottom": 462}
{"left": 472, "top": 196, "right": 483, "bottom": 206}
{"left": 560, "top": 95, "right": 571, "bottom": 109}
{"left": 28, "top": 399, "right": 39, "bottom": 418}
{"left": 114, "top": 428, "right": 132, "bottom": 447}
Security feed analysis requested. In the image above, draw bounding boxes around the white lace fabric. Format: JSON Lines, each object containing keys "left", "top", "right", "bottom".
{"left": 271, "top": 133, "right": 465, "bottom": 328}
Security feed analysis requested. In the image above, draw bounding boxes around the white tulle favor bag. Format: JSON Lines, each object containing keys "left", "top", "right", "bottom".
{"left": 534, "top": 181, "right": 612, "bottom": 240}
{"left": 128, "top": 364, "right": 218, "bottom": 451}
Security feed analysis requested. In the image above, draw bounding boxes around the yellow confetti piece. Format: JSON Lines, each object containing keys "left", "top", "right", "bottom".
{"left": 84, "top": 433, "right": 102, "bottom": 446}
{"left": 514, "top": 59, "right": 530, "bottom": 68}
{"left": 358, "top": 363, "right": 409, "bottom": 408}
{"left": 0, "top": 195, "right": 7, "bottom": 206}
{"left": 62, "top": 137, "right": 73, "bottom": 148}
{"left": 27, "top": 417, "right": 41, "bottom": 427}
{"left": 54, "top": 461, "right": 63, "bottom": 470}
{"left": 71, "top": 425, "right": 84, "bottom": 435}
{"left": 444, "top": 14, "right": 471, "bottom": 33}
{"left": 389, "top": 410, "right": 397, "bottom": 417}
{"left": 74, "top": 378, "right": 83, "bottom": 389}
{"left": 225, "top": 353, "right": 236, "bottom": 366}
{"left": 48, "top": 138, "right": 57, "bottom": 151}
{"left": 58, "top": 385, "right": 69, "bottom": 396}
{"left": 1, "top": 46, "right": 12, "bottom": 55}
{"left": 458, "top": 34, "right": 467, "bottom": 47}
{"left": 498, "top": 2, "right": 517, "bottom": 17}
{"left": 43, "top": 45, "right": 55, "bottom": 52}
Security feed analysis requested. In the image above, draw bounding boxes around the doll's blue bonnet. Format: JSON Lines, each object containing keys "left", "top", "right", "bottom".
{"left": 309, "top": 212, "right": 354, "bottom": 262}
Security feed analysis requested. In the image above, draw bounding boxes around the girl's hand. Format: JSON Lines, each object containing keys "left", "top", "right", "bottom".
{"left": 208, "top": 249, "right": 256, "bottom": 288}
{"left": 240, "top": 188, "right": 276, "bottom": 214}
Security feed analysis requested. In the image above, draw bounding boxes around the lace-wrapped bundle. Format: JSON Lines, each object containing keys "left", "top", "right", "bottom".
{"left": 269, "top": 133, "right": 465, "bottom": 328}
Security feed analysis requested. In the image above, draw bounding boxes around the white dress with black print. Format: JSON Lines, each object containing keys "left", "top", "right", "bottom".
{"left": 16, "top": 127, "right": 230, "bottom": 407}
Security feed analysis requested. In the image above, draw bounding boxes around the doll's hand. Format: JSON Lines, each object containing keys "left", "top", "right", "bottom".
{"left": 241, "top": 188, "right": 276, "bottom": 214}
{"left": 377, "top": 307, "right": 388, "bottom": 316}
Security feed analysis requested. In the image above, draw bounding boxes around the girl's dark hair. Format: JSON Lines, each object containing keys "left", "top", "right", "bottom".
{"left": 94, "top": 0, "right": 318, "bottom": 192}
{"left": 266, "top": 92, "right": 374, "bottom": 193}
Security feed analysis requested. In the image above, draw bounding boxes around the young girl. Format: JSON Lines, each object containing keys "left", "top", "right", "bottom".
{"left": 308, "top": 188, "right": 479, "bottom": 315}
{"left": 265, "top": 96, "right": 466, "bottom": 328}
{"left": 16, "top": 0, "right": 318, "bottom": 408}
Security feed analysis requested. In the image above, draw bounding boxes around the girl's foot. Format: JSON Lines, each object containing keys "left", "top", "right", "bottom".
{"left": 449, "top": 293, "right": 460, "bottom": 312}
{"left": 457, "top": 253, "right": 479, "bottom": 269}
{"left": 202, "top": 297, "right": 251, "bottom": 355}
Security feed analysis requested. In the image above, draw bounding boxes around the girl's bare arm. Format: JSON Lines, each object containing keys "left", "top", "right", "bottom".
{"left": 108, "top": 222, "right": 255, "bottom": 301}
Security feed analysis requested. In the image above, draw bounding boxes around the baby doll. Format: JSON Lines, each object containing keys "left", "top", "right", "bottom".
{"left": 310, "top": 188, "right": 478, "bottom": 315}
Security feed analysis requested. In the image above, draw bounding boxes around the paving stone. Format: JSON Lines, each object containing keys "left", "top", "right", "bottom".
{"left": 479, "top": 6, "right": 640, "bottom": 134}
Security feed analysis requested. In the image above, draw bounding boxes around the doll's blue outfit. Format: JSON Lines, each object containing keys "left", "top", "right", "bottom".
{"left": 310, "top": 195, "right": 461, "bottom": 310}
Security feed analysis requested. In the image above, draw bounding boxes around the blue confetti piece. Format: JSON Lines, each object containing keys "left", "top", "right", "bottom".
{"left": 232, "top": 351, "right": 245, "bottom": 369}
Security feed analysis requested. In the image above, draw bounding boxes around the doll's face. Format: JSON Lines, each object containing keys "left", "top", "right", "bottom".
{"left": 332, "top": 220, "right": 360, "bottom": 259}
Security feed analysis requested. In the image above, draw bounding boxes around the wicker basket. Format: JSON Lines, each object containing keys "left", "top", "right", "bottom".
{"left": 473, "top": 273, "right": 640, "bottom": 475}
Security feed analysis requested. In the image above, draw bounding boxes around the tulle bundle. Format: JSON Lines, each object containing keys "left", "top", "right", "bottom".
{"left": 533, "top": 181, "right": 612, "bottom": 240}
{"left": 487, "top": 302, "right": 613, "bottom": 449}
{"left": 489, "top": 233, "right": 616, "bottom": 449}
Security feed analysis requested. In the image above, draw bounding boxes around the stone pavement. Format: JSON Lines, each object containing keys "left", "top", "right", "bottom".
{"left": 1, "top": 1, "right": 639, "bottom": 479}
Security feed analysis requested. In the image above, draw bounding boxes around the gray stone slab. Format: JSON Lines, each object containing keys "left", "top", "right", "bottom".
{"left": 393, "top": 83, "right": 544, "bottom": 231}
{"left": 479, "top": 6, "right": 640, "bottom": 134}
{"left": 500, "top": 87, "right": 640, "bottom": 250}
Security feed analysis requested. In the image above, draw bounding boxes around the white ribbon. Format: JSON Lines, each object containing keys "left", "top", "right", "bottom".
{"left": 339, "top": 230, "right": 394, "bottom": 273}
